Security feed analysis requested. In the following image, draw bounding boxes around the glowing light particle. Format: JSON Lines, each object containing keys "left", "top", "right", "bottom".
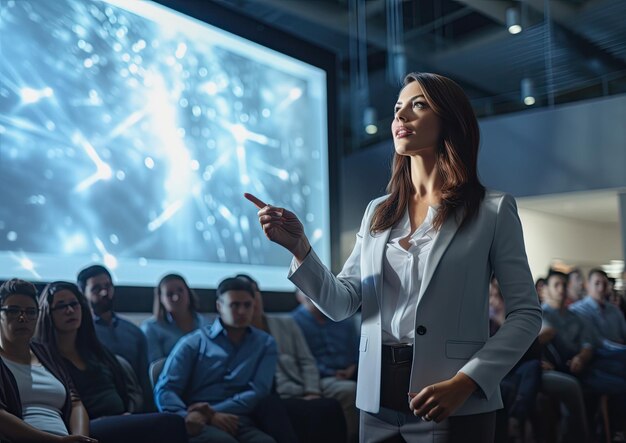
{"left": 175, "top": 43, "right": 187, "bottom": 59}
{"left": 20, "top": 258, "right": 34, "bottom": 271}
{"left": 103, "top": 253, "right": 118, "bottom": 269}
{"left": 289, "top": 88, "right": 302, "bottom": 100}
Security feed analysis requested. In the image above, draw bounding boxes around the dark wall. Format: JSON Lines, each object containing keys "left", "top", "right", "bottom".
{"left": 340, "top": 93, "right": 626, "bottom": 265}
{"left": 478, "top": 94, "right": 626, "bottom": 196}
{"left": 4, "top": 281, "right": 299, "bottom": 314}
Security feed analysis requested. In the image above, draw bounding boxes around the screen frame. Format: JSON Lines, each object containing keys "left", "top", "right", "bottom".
{"left": 150, "top": 0, "right": 341, "bottom": 298}
{"left": 0, "top": 0, "right": 340, "bottom": 311}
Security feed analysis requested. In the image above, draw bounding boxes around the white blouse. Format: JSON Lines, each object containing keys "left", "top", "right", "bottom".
{"left": 381, "top": 205, "right": 439, "bottom": 345}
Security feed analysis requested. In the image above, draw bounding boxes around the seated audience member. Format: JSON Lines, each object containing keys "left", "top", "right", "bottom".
{"left": 607, "top": 277, "right": 626, "bottom": 319}
{"left": 541, "top": 271, "right": 595, "bottom": 376}
{"left": 239, "top": 274, "right": 346, "bottom": 443}
{"left": 35, "top": 281, "right": 187, "bottom": 443}
{"left": 141, "top": 274, "right": 210, "bottom": 364}
{"left": 488, "top": 276, "right": 506, "bottom": 335}
{"left": 291, "top": 290, "right": 359, "bottom": 442}
{"left": 76, "top": 265, "right": 153, "bottom": 410}
{"left": 489, "top": 277, "right": 541, "bottom": 443}
{"left": 566, "top": 268, "right": 586, "bottom": 306}
{"left": 538, "top": 271, "right": 591, "bottom": 443}
{"left": 155, "top": 277, "right": 277, "bottom": 443}
{"left": 542, "top": 270, "right": 626, "bottom": 441}
{"left": 0, "top": 278, "right": 96, "bottom": 443}
{"left": 534, "top": 277, "right": 547, "bottom": 303}
{"left": 570, "top": 268, "right": 626, "bottom": 349}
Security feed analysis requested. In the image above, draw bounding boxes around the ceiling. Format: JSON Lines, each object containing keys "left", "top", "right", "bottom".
{"left": 516, "top": 188, "right": 623, "bottom": 224}
{"left": 213, "top": 0, "right": 626, "bottom": 152}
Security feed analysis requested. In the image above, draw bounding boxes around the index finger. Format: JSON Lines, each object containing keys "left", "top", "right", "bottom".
{"left": 244, "top": 193, "right": 267, "bottom": 209}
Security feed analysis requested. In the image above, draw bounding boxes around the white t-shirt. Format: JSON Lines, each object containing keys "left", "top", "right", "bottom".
{"left": 4, "top": 358, "right": 69, "bottom": 436}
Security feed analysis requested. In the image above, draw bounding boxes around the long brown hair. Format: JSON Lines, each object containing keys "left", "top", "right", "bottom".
{"left": 36, "top": 281, "right": 108, "bottom": 361}
{"left": 153, "top": 273, "right": 199, "bottom": 321}
{"left": 35, "top": 281, "right": 130, "bottom": 409}
{"left": 370, "top": 72, "right": 485, "bottom": 233}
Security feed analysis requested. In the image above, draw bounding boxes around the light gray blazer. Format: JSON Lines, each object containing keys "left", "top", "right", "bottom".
{"left": 289, "top": 191, "right": 542, "bottom": 415}
{"left": 265, "top": 314, "right": 322, "bottom": 398}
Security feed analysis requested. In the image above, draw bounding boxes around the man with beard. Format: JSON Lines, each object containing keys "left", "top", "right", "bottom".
{"left": 77, "top": 264, "right": 154, "bottom": 411}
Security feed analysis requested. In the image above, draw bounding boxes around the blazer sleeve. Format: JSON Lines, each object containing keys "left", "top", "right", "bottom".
{"left": 288, "top": 200, "right": 375, "bottom": 321}
{"left": 459, "top": 194, "right": 542, "bottom": 399}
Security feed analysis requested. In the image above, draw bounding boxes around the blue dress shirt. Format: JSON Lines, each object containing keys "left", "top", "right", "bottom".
{"left": 569, "top": 296, "right": 626, "bottom": 347}
{"left": 141, "top": 312, "right": 211, "bottom": 363}
{"left": 291, "top": 305, "right": 358, "bottom": 377}
{"left": 93, "top": 312, "right": 149, "bottom": 381}
{"left": 154, "top": 319, "right": 277, "bottom": 417}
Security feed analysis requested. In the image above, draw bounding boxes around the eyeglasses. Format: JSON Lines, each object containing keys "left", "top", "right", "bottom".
{"left": 50, "top": 301, "right": 80, "bottom": 312}
{"left": 0, "top": 307, "right": 39, "bottom": 320}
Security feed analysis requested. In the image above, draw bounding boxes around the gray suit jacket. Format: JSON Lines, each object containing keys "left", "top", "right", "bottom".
{"left": 289, "top": 191, "right": 542, "bottom": 414}
{"left": 266, "top": 314, "right": 322, "bottom": 398}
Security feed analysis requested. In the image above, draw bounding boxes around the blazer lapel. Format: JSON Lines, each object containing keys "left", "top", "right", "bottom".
{"left": 417, "top": 209, "right": 462, "bottom": 305}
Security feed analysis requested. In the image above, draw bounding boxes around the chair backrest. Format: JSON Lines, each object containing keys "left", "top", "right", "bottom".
{"left": 149, "top": 358, "right": 167, "bottom": 389}
{"left": 116, "top": 354, "right": 144, "bottom": 413}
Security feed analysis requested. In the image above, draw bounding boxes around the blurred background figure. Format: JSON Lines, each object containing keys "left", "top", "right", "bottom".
{"left": 292, "top": 289, "right": 359, "bottom": 443}
{"left": 142, "top": 274, "right": 209, "bottom": 364}
{"left": 77, "top": 265, "right": 154, "bottom": 411}
{"left": 242, "top": 274, "right": 347, "bottom": 443}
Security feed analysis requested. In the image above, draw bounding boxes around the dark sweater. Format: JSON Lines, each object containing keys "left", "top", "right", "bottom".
{"left": 64, "top": 346, "right": 129, "bottom": 418}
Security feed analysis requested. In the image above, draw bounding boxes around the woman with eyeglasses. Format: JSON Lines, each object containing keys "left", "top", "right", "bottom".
{"left": 0, "top": 278, "right": 97, "bottom": 443}
{"left": 34, "top": 281, "right": 188, "bottom": 443}
{"left": 141, "top": 274, "right": 209, "bottom": 364}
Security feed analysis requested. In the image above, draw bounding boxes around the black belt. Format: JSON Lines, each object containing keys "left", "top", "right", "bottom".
{"left": 382, "top": 344, "right": 413, "bottom": 364}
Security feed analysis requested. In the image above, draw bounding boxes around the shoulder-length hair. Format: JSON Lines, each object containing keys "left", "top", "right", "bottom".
{"left": 370, "top": 72, "right": 485, "bottom": 233}
{"left": 35, "top": 281, "right": 109, "bottom": 361}
{"left": 153, "top": 273, "right": 199, "bottom": 321}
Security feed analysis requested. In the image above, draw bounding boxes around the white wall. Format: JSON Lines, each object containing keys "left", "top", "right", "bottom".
{"left": 339, "top": 207, "right": 622, "bottom": 281}
{"left": 518, "top": 208, "right": 623, "bottom": 280}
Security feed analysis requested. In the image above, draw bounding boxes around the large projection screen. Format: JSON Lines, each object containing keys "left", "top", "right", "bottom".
{"left": 0, "top": 0, "right": 330, "bottom": 291}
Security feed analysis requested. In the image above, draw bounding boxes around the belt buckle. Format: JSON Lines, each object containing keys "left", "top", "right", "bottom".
{"left": 390, "top": 346, "right": 399, "bottom": 364}
{"left": 390, "top": 345, "right": 410, "bottom": 364}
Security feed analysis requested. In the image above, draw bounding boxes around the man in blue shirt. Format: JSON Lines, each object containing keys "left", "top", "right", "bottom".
{"left": 570, "top": 268, "right": 626, "bottom": 349}
{"left": 77, "top": 264, "right": 154, "bottom": 411}
{"left": 155, "top": 277, "right": 277, "bottom": 443}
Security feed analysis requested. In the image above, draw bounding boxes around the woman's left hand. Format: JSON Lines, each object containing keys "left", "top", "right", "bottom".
{"left": 408, "top": 372, "right": 478, "bottom": 423}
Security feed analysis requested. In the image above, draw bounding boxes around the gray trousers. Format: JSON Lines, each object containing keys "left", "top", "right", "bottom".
{"left": 360, "top": 407, "right": 495, "bottom": 443}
